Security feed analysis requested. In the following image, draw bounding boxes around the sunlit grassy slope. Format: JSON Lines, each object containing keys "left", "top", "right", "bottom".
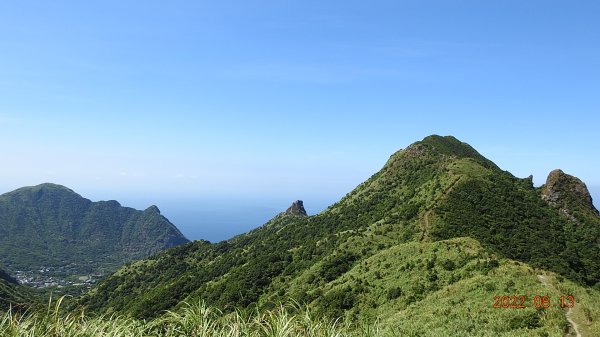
{"left": 3, "top": 254, "right": 600, "bottom": 337}
{"left": 60, "top": 135, "right": 600, "bottom": 336}
{"left": 266, "top": 237, "right": 600, "bottom": 336}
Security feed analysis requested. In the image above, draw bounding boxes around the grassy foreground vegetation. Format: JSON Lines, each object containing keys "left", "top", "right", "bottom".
{"left": 4, "top": 277, "right": 600, "bottom": 337}
{"left": 5, "top": 239, "right": 600, "bottom": 337}
{"left": 1, "top": 299, "right": 356, "bottom": 337}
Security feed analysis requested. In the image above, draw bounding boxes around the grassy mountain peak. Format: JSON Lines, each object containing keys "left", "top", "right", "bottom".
{"left": 2, "top": 183, "right": 82, "bottom": 205}
{"left": 77, "top": 135, "right": 600, "bottom": 336}
{"left": 15, "top": 182, "right": 77, "bottom": 193}
{"left": 392, "top": 135, "right": 498, "bottom": 169}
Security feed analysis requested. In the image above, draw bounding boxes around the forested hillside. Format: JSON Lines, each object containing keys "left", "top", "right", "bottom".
{"left": 0, "top": 184, "right": 188, "bottom": 288}
{"left": 0, "top": 267, "right": 30, "bottom": 311}
{"left": 75, "top": 135, "right": 600, "bottom": 335}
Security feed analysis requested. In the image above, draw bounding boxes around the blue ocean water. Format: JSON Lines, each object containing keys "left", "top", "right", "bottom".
{"left": 155, "top": 199, "right": 334, "bottom": 242}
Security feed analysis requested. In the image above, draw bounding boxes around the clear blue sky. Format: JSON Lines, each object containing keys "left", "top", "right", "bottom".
{"left": 1, "top": 1, "right": 599, "bottom": 241}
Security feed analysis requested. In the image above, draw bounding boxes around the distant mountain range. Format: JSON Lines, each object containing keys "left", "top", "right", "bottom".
{"left": 0, "top": 183, "right": 188, "bottom": 288}
{"left": 76, "top": 135, "right": 600, "bottom": 335}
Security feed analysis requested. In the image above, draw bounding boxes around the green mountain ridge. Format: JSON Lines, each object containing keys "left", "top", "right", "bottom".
{"left": 75, "top": 135, "right": 600, "bottom": 335}
{"left": 0, "top": 183, "right": 189, "bottom": 289}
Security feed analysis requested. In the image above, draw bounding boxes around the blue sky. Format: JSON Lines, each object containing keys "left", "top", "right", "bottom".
{"left": 1, "top": 1, "right": 599, "bottom": 241}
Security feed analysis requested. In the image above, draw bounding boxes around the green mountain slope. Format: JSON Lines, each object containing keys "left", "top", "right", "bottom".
{"left": 0, "top": 183, "right": 188, "bottom": 288}
{"left": 0, "top": 267, "right": 30, "bottom": 311}
{"left": 429, "top": 161, "right": 600, "bottom": 286}
{"left": 77, "top": 135, "right": 600, "bottom": 334}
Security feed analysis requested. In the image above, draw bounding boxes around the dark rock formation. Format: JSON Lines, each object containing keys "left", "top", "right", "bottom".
{"left": 285, "top": 200, "right": 307, "bottom": 216}
{"left": 541, "top": 169, "right": 599, "bottom": 215}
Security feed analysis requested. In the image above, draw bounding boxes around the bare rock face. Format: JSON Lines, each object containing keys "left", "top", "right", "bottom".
{"left": 285, "top": 200, "right": 308, "bottom": 216}
{"left": 541, "top": 169, "right": 599, "bottom": 215}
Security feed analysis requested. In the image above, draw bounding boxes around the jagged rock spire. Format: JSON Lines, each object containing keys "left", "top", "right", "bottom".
{"left": 285, "top": 200, "right": 307, "bottom": 216}
{"left": 541, "top": 169, "right": 599, "bottom": 215}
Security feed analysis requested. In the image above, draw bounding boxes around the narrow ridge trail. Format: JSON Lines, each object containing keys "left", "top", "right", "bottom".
{"left": 419, "top": 176, "right": 462, "bottom": 241}
{"left": 537, "top": 274, "right": 582, "bottom": 337}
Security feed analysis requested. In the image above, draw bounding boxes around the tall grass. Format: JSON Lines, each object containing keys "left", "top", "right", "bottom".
{"left": 0, "top": 297, "right": 360, "bottom": 337}
{"left": 4, "top": 289, "right": 592, "bottom": 337}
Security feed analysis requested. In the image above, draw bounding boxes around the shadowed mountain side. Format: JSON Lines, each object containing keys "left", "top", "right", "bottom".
{"left": 0, "top": 266, "right": 30, "bottom": 311}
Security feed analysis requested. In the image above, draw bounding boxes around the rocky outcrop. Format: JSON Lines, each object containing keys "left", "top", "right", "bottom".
{"left": 285, "top": 200, "right": 307, "bottom": 216}
{"left": 540, "top": 169, "right": 599, "bottom": 216}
